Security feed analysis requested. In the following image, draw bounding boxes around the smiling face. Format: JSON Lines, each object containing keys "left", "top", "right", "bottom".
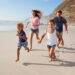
{"left": 47, "top": 20, "right": 55, "bottom": 33}
{"left": 48, "top": 22, "right": 54, "bottom": 28}
{"left": 48, "top": 20, "right": 55, "bottom": 28}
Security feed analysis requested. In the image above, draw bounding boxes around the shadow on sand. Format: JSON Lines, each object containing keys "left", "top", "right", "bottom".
{"left": 31, "top": 47, "right": 75, "bottom": 53}
{"left": 56, "top": 46, "right": 75, "bottom": 53}
{"left": 23, "top": 59, "right": 75, "bottom": 67}
{"left": 60, "top": 46, "right": 75, "bottom": 51}
{"left": 32, "top": 46, "right": 75, "bottom": 51}
{"left": 32, "top": 49, "right": 47, "bottom": 51}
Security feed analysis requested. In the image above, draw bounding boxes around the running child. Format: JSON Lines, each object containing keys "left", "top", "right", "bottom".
{"left": 39, "top": 19, "right": 57, "bottom": 61}
{"left": 30, "top": 10, "right": 42, "bottom": 50}
{"left": 15, "top": 23, "right": 30, "bottom": 62}
{"left": 54, "top": 10, "right": 68, "bottom": 48}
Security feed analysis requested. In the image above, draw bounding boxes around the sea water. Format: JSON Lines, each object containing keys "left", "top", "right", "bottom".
{"left": 0, "top": 20, "right": 17, "bottom": 31}
{"left": 0, "top": 20, "right": 47, "bottom": 33}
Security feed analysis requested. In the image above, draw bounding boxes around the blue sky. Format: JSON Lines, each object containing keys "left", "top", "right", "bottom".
{"left": 0, "top": 0, "right": 63, "bottom": 21}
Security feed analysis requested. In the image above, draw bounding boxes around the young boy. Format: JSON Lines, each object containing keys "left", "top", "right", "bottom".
{"left": 39, "top": 19, "right": 57, "bottom": 61}
{"left": 54, "top": 10, "right": 68, "bottom": 48}
{"left": 15, "top": 23, "right": 30, "bottom": 62}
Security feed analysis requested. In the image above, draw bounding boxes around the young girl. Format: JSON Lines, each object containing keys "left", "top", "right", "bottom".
{"left": 30, "top": 10, "right": 42, "bottom": 50}
{"left": 39, "top": 19, "right": 57, "bottom": 61}
{"left": 15, "top": 23, "right": 30, "bottom": 62}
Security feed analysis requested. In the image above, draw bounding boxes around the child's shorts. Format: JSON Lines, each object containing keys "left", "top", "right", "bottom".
{"left": 47, "top": 45, "right": 56, "bottom": 49}
{"left": 18, "top": 41, "right": 28, "bottom": 49}
{"left": 31, "top": 28, "right": 39, "bottom": 33}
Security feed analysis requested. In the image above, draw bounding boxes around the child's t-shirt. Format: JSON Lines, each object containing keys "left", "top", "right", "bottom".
{"left": 30, "top": 17, "right": 40, "bottom": 29}
{"left": 54, "top": 16, "right": 67, "bottom": 32}
{"left": 45, "top": 27, "right": 57, "bottom": 46}
{"left": 18, "top": 30, "right": 27, "bottom": 42}
{"left": 46, "top": 31, "right": 57, "bottom": 46}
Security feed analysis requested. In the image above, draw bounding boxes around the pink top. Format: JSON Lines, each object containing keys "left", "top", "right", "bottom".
{"left": 30, "top": 17, "right": 40, "bottom": 29}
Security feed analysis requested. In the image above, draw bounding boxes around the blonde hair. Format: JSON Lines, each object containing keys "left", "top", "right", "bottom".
{"left": 17, "top": 23, "right": 24, "bottom": 30}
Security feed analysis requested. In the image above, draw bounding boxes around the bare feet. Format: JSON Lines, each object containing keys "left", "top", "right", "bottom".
{"left": 15, "top": 59, "right": 19, "bottom": 62}
{"left": 50, "top": 53, "right": 56, "bottom": 61}
{"left": 61, "top": 41, "right": 64, "bottom": 46}
{"left": 26, "top": 47, "right": 30, "bottom": 52}
{"left": 51, "top": 55, "right": 56, "bottom": 61}
{"left": 28, "top": 50, "right": 30, "bottom": 52}
{"left": 27, "top": 48, "right": 30, "bottom": 52}
{"left": 30, "top": 47, "right": 32, "bottom": 51}
{"left": 57, "top": 43, "right": 60, "bottom": 48}
{"left": 51, "top": 58, "right": 57, "bottom": 61}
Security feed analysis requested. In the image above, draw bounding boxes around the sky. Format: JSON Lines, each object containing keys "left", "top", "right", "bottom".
{"left": 0, "top": 0, "right": 63, "bottom": 21}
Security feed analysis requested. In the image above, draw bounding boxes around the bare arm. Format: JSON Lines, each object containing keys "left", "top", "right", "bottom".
{"left": 64, "top": 23, "right": 68, "bottom": 31}
{"left": 16, "top": 31, "right": 19, "bottom": 36}
{"left": 39, "top": 33, "right": 46, "bottom": 43}
{"left": 39, "top": 29, "right": 47, "bottom": 43}
{"left": 62, "top": 17, "right": 68, "bottom": 31}
{"left": 26, "top": 22, "right": 30, "bottom": 28}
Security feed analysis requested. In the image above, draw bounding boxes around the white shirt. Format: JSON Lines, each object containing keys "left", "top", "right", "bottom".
{"left": 46, "top": 31, "right": 57, "bottom": 46}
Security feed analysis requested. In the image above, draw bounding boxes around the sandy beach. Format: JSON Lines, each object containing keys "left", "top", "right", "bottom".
{"left": 0, "top": 25, "right": 75, "bottom": 75}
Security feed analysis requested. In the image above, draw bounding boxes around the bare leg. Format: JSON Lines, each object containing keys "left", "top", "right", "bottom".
{"left": 15, "top": 48, "right": 20, "bottom": 62}
{"left": 57, "top": 34, "right": 61, "bottom": 48}
{"left": 48, "top": 47, "right": 51, "bottom": 58}
{"left": 61, "top": 36, "right": 64, "bottom": 46}
{"left": 57, "top": 32, "right": 63, "bottom": 48}
{"left": 25, "top": 47, "right": 30, "bottom": 52}
{"left": 30, "top": 32, "right": 34, "bottom": 50}
{"left": 35, "top": 32, "right": 40, "bottom": 41}
{"left": 51, "top": 48, "right": 56, "bottom": 61}
{"left": 57, "top": 38, "right": 61, "bottom": 48}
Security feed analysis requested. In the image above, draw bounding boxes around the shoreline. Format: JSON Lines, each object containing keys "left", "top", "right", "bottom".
{"left": 0, "top": 25, "right": 75, "bottom": 32}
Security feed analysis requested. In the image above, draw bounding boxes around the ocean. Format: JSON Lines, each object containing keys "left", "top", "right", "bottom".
{"left": 0, "top": 20, "right": 17, "bottom": 31}
{"left": 0, "top": 19, "right": 48, "bottom": 32}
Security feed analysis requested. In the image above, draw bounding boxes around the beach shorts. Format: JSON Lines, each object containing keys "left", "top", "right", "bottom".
{"left": 18, "top": 41, "right": 28, "bottom": 49}
{"left": 56, "top": 27, "right": 63, "bottom": 33}
{"left": 31, "top": 28, "right": 39, "bottom": 33}
{"left": 47, "top": 45, "right": 56, "bottom": 49}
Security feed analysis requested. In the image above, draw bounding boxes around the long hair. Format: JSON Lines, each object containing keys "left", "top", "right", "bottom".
{"left": 32, "top": 10, "right": 42, "bottom": 19}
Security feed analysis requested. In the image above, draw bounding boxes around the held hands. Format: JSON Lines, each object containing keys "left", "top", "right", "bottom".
{"left": 38, "top": 39, "right": 42, "bottom": 43}
{"left": 38, "top": 37, "right": 43, "bottom": 44}
{"left": 38, "top": 33, "right": 46, "bottom": 44}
